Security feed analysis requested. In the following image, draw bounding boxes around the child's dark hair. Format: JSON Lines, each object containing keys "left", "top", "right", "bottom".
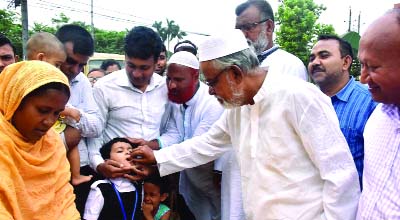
{"left": 100, "top": 137, "right": 138, "bottom": 159}
{"left": 144, "top": 174, "right": 169, "bottom": 194}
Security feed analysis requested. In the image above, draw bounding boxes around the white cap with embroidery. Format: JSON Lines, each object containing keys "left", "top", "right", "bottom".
{"left": 199, "top": 29, "right": 249, "bottom": 62}
{"left": 168, "top": 51, "right": 199, "bottom": 70}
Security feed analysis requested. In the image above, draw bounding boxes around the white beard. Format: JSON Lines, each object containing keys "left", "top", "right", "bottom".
{"left": 217, "top": 76, "right": 245, "bottom": 109}
{"left": 252, "top": 28, "right": 269, "bottom": 55}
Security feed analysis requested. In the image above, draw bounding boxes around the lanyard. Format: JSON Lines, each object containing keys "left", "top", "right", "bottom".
{"left": 257, "top": 46, "right": 279, "bottom": 63}
{"left": 110, "top": 181, "right": 138, "bottom": 220}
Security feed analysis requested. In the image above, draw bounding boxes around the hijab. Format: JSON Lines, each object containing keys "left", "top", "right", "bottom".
{"left": 0, "top": 61, "right": 80, "bottom": 219}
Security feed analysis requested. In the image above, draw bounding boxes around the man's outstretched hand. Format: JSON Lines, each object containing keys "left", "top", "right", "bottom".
{"left": 124, "top": 163, "right": 157, "bottom": 181}
{"left": 97, "top": 159, "right": 132, "bottom": 178}
{"left": 131, "top": 145, "right": 157, "bottom": 164}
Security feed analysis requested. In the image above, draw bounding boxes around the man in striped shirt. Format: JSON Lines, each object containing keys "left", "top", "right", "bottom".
{"left": 308, "top": 35, "right": 377, "bottom": 188}
{"left": 357, "top": 8, "right": 400, "bottom": 219}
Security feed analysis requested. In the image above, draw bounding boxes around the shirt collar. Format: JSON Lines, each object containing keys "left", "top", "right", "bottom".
{"left": 184, "top": 81, "right": 202, "bottom": 107}
{"left": 381, "top": 104, "right": 400, "bottom": 122}
{"left": 115, "top": 69, "right": 165, "bottom": 92}
{"left": 333, "top": 76, "right": 355, "bottom": 102}
{"left": 109, "top": 177, "right": 137, "bottom": 192}
{"left": 259, "top": 45, "right": 279, "bottom": 56}
{"left": 70, "top": 72, "right": 83, "bottom": 85}
{"left": 252, "top": 72, "right": 270, "bottom": 104}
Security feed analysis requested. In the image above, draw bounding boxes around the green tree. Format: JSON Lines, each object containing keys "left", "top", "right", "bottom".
{"left": 94, "top": 28, "right": 126, "bottom": 54}
{"left": 0, "top": 9, "right": 23, "bottom": 57}
{"left": 152, "top": 19, "right": 187, "bottom": 54}
{"left": 342, "top": 31, "right": 361, "bottom": 78}
{"left": 276, "top": 0, "right": 336, "bottom": 65}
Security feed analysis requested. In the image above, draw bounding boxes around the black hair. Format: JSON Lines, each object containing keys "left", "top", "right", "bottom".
{"left": 100, "top": 59, "right": 121, "bottom": 71}
{"left": 55, "top": 24, "right": 94, "bottom": 56}
{"left": 144, "top": 174, "right": 169, "bottom": 194}
{"left": 173, "top": 40, "right": 197, "bottom": 55}
{"left": 23, "top": 82, "right": 70, "bottom": 102}
{"left": 88, "top": 68, "right": 106, "bottom": 75}
{"left": 124, "top": 26, "right": 163, "bottom": 62}
{"left": 387, "top": 8, "right": 400, "bottom": 24}
{"left": 161, "top": 44, "right": 166, "bottom": 53}
{"left": 317, "top": 34, "right": 353, "bottom": 69}
{"left": 0, "top": 33, "right": 16, "bottom": 55}
{"left": 100, "top": 137, "right": 139, "bottom": 160}
{"left": 235, "top": 0, "right": 275, "bottom": 22}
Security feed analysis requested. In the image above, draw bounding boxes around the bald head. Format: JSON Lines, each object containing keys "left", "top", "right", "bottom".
{"left": 26, "top": 32, "right": 66, "bottom": 68}
{"left": 358, "top": 10, "right": 400, "bottom": 105}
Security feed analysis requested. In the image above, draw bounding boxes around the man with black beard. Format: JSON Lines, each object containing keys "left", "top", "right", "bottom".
{"left": 235, "top": 0, "right": 307, "bottom": 80}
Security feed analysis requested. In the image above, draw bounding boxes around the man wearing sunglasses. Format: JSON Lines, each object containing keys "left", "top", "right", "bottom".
{"left": 56, "top": 24, "right": 103, "bottom": 216}
{"left": 235, "top": 0, "right": 307, "bottom": 81}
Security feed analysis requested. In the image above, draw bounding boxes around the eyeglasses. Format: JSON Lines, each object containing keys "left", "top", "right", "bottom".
{"left": 205, "top": 68, "right": 229, "bottom": 88}
{"left": 235, "top": 18, "right": 270, "bottom": 31}
{"left": 88, "top": 76, "right": 103, "bottom": 82}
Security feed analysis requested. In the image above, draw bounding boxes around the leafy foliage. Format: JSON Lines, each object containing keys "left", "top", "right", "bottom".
{"left": 152, "top": 19, "right": 187, "bottom": 55}
{"left": 276, "top": 0, "right": 336, "bottom": 65}
{"left": 0, "top": 8, "right": 187, "bottom": 57}
{"left": 0, "top": 10, "right": 127, "bottom": 55}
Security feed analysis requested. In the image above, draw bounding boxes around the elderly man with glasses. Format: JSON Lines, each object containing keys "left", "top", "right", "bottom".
{"left": 130, "top": 29, "right": 360, "bottom": 220}
{"left": 235, "top": 0, "right": 308, "bottom": 81}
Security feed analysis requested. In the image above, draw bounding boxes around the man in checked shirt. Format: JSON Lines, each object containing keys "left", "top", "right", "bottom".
{"left": 357, "top": 8, "right": 400, "bottom": 219}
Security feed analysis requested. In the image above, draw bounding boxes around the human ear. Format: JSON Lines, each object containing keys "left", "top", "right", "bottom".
{"left": 228, "top": 64, "right": 244, "bottom": 84}
{"left": 160, "top": 192, "right": 168, "bottom": 202}
{"left": 266, "top": 19, "right": 275, "bottom": 33}
{"left": 36, "top": 53, "right": 45, "bottom": 61}
{"left": 343, "top": 55, "right": 352, "bottom": 71}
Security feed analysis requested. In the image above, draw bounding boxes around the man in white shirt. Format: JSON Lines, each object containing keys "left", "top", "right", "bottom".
{"left": 55, "top": 24, "right": 103, "bottom": 216}
{"left": 216, "top": 2, "right": 310, "bottom": 219}
{"left": 356, "top": 9, "right": 400, "bottom": 219}
{"left": 134, "top": 51, "right": 224, "bottom": 220}
{"left": 88, "top": 26, "right": 168, "bottom": 179}
{"left": 130, "top": 29, "right": 360, "bottom": 220}
{"left": 235, "top": 0, "right": 307, "bottom": 80}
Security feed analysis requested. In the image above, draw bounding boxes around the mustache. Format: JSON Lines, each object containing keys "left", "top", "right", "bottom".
{"left": 311, "top": 65, "right": 325, "bottom": 73}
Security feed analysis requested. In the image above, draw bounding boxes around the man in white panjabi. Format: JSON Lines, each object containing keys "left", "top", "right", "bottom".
{"left": 131, "top": 29, "right": 360, "bottom": 220}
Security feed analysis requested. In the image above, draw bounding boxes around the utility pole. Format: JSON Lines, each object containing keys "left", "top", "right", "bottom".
{"left": 357, "top": 12, "right": 361, "bottom": 34}
{"left": 348, "top": 6, "right": 352, "bottom": 32}
{"left": 21, "top": 0, "right": 28, "bottom": 59}
{"left": 90, "top": 0, "right": 95, "bottom": 43}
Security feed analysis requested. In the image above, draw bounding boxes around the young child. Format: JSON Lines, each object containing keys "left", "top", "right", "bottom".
{"left": 142, "top": 175, "right": 171, "bottom": 220}
{"left": 26, "top": 32, "right": 92, "bottom": 186}
{"left": 26, "top": 32, "right": 66, "bottom": 68}
{"left": 84, "top": 138, "right": 143, "bottom": 220}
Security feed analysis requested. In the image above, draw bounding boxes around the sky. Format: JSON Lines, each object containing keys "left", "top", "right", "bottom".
{"left": 1, "top": 0, "right": 398, "bottom": 50}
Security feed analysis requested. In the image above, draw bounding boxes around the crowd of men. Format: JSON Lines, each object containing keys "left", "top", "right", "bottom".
{"left": 0, "top": 0, "right": 399, "bottom": 219}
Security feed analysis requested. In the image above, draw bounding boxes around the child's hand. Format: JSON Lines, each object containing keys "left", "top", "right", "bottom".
{"left": 61, "top": 107, "right": 81, "bottom": 122}
{"left": 142, "top": 202, "right": 154, "bottom": 219}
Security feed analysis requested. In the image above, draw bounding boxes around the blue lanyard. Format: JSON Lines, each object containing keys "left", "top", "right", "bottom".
{"left": 110, "top": 181, "right": 138, "bottom": 220}
{"left": 257, "top": 46, "right": 279, "bottom": 63}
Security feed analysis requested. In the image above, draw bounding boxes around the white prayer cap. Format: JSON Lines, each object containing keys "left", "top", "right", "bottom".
{"left": 199, "top": 29, "right": 249, "bottom": 62}
{"left": 168, "top": 51, "right": 199, "bottom": 70}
